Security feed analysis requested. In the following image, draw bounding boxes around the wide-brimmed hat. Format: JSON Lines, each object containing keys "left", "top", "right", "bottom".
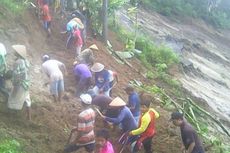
{"left": 89, "top": 44, "right": 98, "bottom": 50}
{"left": 72, "top": 17, "right": 84, "bottom": 29}
{"left": 91, "top": 63, "right": 104, "bottom": 72}
{"left": 12, "top": 45, "right": 27, "bottom": 59}
{"left": 109, "top": 97, "right": 126, "bottom": 107}
{"left": 80, "top": 94, "right": 92, "bottom": 105}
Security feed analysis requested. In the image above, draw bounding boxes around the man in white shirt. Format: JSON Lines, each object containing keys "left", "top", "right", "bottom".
{"left": 41, "top": 55, "right": 67, "bottom": 102}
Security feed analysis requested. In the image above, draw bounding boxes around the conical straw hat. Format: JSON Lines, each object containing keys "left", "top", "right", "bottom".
{"left": 91, "top": 63, "right": 104, "bottom": 72}
{"left": 89, "top": 44, "right": 98, "bottom": 50}
{"left": 12, "top": 45, "right": 27, "bottom": 59}
{"left": 109, "top": 97, "right": 126, "bottom": 107}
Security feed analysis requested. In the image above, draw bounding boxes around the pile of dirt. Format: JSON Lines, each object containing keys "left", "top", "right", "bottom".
{"left": 0, "top": 6, "right": 183, "bottom": 153}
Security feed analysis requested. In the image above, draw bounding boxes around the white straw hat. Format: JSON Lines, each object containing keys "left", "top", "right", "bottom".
{"left": 109, "top": 97, "right": 126, "bottom": 107}
{"left": 80, "top": 94, "right": 92, "bottom": 105}
{"left": 12, "top": 45, "right": 27, "bottom": 59}
{"left": 89, "top": 44, "right": 98, "bottom": 50}
{"left": 91, "top": 63, "right": 104, "bottom": 72}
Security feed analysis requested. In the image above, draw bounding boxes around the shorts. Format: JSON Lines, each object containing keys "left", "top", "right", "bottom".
{"left": 43, "top": 21, "right": 51, "bottom": 30}
{"left": 50, "top": 79, "right": 64, "bottom": 96}
{"left": 64, "top": 143, "right": 95, "bottom": 153}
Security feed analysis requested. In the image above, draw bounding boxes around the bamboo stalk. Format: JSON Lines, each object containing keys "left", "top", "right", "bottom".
{"left": 186, "top": 98, "right": 230, "bottom": 137}
{"left": 189, "top": 106, "right": 201, "bottom": 131}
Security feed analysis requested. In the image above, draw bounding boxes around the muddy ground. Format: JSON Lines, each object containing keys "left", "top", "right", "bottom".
{"left": 0, "top": 6, "right": 186, "bottom": 153}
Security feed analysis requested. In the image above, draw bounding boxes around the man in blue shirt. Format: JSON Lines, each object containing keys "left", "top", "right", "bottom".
{"left": 124, "top": 85, "right": 141, "bottom": 124}
{"left": 102, "top": 97, "right": 137, "bottom": 133}
{"left": 91, "top": 63, "right": 111, "bottom": 97}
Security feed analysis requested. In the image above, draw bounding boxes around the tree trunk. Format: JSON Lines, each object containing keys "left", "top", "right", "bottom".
{"left": 102, "top": 0, "right": 108, "bottom": 44}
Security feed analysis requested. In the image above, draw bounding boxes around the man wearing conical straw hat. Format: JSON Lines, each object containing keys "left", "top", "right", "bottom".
{"left": 77, "top": 44, "right": 98, "bottom": 66}
{"left": 8, "top": 45, "right": 31, "bottom": 120}
{"left": 99, "top": 97, "right": 138, "bottom": 151}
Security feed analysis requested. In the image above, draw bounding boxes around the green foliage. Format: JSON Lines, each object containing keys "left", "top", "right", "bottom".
{"left": 0, "top": 0, "right": 24, "bottom": 14}
{"left": 82, "top": 0, "right": 126, "bottom": 35}
{"left": 138, "top": 40, "right": 179, "bottom": 68}
{"left": 141, "top": 0, "right": 230, "bottom": 29}
{"left": 0, "top": 139, "right": 24, "bottom": 153}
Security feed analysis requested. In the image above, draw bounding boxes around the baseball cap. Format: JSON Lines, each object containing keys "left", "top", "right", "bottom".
{"left": 170, "top": 112, "right": 183, "bottom": 121}
{"left": 80, "top": 94, "right": 92, "bottom": 105}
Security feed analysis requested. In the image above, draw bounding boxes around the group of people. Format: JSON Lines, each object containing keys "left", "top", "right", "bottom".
{"left": 0, "top": 1, "right": 206, "bottom": 153}
{"left": 36, "top": 0, "right": 87, "bottom": 58}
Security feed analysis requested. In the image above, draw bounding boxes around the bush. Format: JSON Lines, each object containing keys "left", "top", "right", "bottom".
{"left": 135, "top": 36, "right": 179, "bottom": 68}
{"left": 0, "top": 0, "right": 24, "bottom": 14}
{"left": 0, "top": 139, "right": 24, "bottom": 153}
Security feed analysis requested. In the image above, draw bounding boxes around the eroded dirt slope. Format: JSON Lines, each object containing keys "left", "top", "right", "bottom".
{"left": 0, "top": 7, "right": 184, "bottom": 153}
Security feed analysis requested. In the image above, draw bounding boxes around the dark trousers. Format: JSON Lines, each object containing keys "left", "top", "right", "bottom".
{"left": 66, "top": 32, "right": 74, "bottom": 49}
{"left": 133, "top": 136, "right": 153, "bottom": 153}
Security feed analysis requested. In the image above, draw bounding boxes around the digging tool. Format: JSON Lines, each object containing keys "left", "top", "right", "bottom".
{"left": 66, "top": 128, "right": 78, "bottom": 145}
{"left": 118, "top": 132, "right": 129, "bottom": 153}
{"left": 94, "top": 107, "right": 104, "bottom": 117}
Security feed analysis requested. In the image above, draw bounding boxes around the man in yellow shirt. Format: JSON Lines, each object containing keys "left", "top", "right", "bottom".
{"left": 129, "top": 99, "right": 159, "bottom": 153}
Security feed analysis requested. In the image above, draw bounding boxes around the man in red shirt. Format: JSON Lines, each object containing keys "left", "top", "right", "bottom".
{"left": 42, "top": 0, "right": 51, "bottom": 37}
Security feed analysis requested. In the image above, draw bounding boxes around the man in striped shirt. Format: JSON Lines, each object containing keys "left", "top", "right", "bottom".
{"left": 64, "top": 94, "right": 96, "bottom": 153}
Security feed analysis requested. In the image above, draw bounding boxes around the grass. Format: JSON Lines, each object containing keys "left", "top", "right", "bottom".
{"left": 0, "top": 0, "right": 25, "bottom": 15}
{"left": 0, "top": 139, "right": 25, "bottom": 153}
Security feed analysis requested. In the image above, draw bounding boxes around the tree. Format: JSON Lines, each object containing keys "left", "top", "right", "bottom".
{"left": 102, "top": 0, "right": 108, "bottom": 43}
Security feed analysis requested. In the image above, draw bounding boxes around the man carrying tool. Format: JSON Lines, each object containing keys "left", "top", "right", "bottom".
{"left": 129, "top": 99, "right": 159, "bottom": 153}
{"left": 99, "top": 97, "right": 138, "bottom": 153}
{"left": 64, "top": 94, "right": 96, "bottom": 153}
